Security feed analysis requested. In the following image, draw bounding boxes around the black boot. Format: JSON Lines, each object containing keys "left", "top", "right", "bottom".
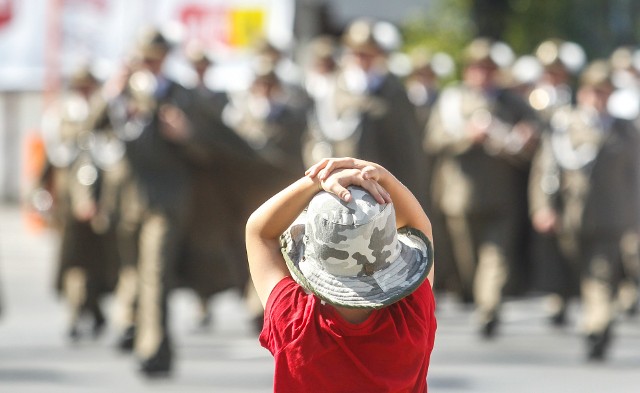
{"left": 91, "top": 307, "right": 106, "bottom": 339}
{"left": 549, "top": 306, "right": 568, "bottom": 327}
{"left": 586, "top": 324, "right": 612, "bottom": 362}
{"left": 116, "top": 325, "right": 136, "bottom": 352}
{"left": 139, "top": 337, "right": 173, "bottom": 377}
{"left": 480, "top": 317, "right": 499, "bottom": 340}
{"left": 68, "top": 324, "right": 81, "bottom": 342}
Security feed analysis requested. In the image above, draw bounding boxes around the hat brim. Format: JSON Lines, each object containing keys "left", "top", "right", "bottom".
{"left": 280, "top": 218, "right": 434, "bottom": 309}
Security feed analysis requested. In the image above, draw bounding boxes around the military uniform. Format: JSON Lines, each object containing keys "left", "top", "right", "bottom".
{"left": 407, "top": 48, "right": 458, "bottom": 294}
{"left": 223, "top": 68, "right": 307, "bottom": 173}
{"left": 425, "top": 38, "right": 540, "bottom": 337}
{"left": 526, "top": 40, "right": 586, "bottom": 324}
{"left": 38, "top": 69, "right": 119, "bottom": 341}
{"left": 88, "top": 29, "right": 201, "bottom": 375}
{"left": 176, "top": 49, "right": 254, "bottom": 327}
{"left": 529, "top": 61, "right": 640, "bottom": 360}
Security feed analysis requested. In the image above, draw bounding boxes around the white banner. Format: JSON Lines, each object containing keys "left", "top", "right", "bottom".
{"left": 0, "top": 0, "right": 293, "bottom": 91}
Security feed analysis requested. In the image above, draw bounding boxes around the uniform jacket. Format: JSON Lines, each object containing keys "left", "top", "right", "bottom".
{"left": 425, "top": 83, "right": 540, "bottom": 216}
{"left": 530, "top": 106, "right": 640, "bottom": 238}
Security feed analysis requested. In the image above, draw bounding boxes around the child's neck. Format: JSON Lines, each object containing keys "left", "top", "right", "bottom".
{"left": 332, "top": 305, "right": 374, "bottom": 324}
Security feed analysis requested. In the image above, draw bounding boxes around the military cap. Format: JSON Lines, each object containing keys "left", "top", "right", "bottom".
{"left": 136, "top": 27, "right": 172, "bottom": 61}
{"left": 251, "top": 57, "right": 280, "bottom": 86}
{"left": 579, "top": 59, "right": 612, "bottom": 88}
{"left": 185, "top": 43, "right": 212, "bottom": 67}
{"left": 409, "top": 47, "right": 455, "bottom": 77}
{"left": 253, "top": 38, "right": 283, "bottom": 63}
{"left": 308, "top": 35, "right": 337, "bottom": 61}
{"left": 464, "top": 37, "right": 514, "bottom": 68}
{"left": 342, "top": 18, "right": 401, "bottom": 54}
{"left": 69, "top": 65, "right": 99, "bottom": 90}
{"left": 610, "top": 46, "right": 639, "bottom": 71}
{"left": 535, "top": 39, "right": 586, "bottom": 74}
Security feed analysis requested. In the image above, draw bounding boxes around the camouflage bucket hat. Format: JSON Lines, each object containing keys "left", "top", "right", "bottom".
{"left": 280, "top": 186, "right": 434, "bottom": 309}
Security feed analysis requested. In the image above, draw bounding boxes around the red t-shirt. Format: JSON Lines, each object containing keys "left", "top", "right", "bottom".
{"left": 259, "top": 276, "right": 437, "bottom": 393}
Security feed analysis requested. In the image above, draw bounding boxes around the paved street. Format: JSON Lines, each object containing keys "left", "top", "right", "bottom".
{"left": 0, "top": 203, "right": 638, "bottom": 392}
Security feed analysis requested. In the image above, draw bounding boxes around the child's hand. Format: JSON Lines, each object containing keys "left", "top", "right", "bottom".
{"left": 318, "top": 167, "right": 391, "bottom": 204}
{"left": 306, "top": 157, "right": 385, "bottom": 183}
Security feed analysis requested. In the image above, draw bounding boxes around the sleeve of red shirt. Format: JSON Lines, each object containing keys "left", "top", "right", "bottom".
{"left": 259, "top": 277, "right": 314, "bottom": 355}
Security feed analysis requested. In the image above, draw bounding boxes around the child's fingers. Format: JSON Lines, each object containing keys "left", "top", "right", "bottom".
{"left": 360, "top": 165, "right": 379, "bottom": 181}
{"left": 305, "top": 158, "right": 330, "bottom": 177}
{"left": 318, "top": 158, "right": 358, "bottom": 180}
{"left": 325, "top": 181, "right": 351, "bottom": 202}
{"left": 358, "top": 179, "right": 388, "bottom": 205}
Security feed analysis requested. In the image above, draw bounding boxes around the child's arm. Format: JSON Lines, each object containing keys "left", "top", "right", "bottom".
{"left": 246, "top": 167, "right": 390, "bottom": 308}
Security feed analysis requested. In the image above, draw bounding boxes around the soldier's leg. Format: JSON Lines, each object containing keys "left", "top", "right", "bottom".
{"left": 445, "top": 215, "right": 477, "bottom": 304}
{"left": 473, "top": 214, "right": 514, "bottom": 338}
{"left": 134, "top": 210, "right": 183, "bottom": 375}
{"left": 63, "top": 267, "right": 86, "bottom": 341}
{"left": 581, "top": 240, "right": 619, "bottom": 361}
{"left": 113, "top": 219, "right": 140, "bottom": 350}
{"left": 618, "top": 231, "right": 640, "bottom": 316}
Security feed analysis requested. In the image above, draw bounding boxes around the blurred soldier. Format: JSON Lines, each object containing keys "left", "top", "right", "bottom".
{"left": 177, "top": 44, "right": 237, "bottom": 329}
{"left": 222, "top": 63, "right": 307, "bottom": 330}
{"left": 252, "top": 39, "right": 312, "bottom": 111}
{"left": 608, "top": 46, "right": 640, "bottom": 316}
{"left": 178, "top": 45, "right": 275, "bottom": 330}
{"left": 406, "top": 48, "right": 454, "bottom": 135}
{"left": 529, "top": 39, "right": 585, "bottom": 118}
{"left": 406, "top": 47, "right": 458, "bottom": 294}
{"left": 301, "top": 35, "right": 338, "bottom": 105}
{"left": 36, "top": 65, "right": 119, "bottom": 341}
{"left": 92, "top": 27, "right": 201, "bottom": 376}
{"left": 300, "top": 35, "right": 338, "bottom": 169}
{"left": 223, "top": 64, "right": 307, "bottom": 173}
{"left": 529, "top": 61, "right": 640, "bottom": 360}
{"left": 528, "top": 39, "right": 587, "bottom": 326}
{"left": 303, "top": 18, "right": 425, "bottom": 201}
{"left": 425, "top": 38, "right": 540, "bottom": 338}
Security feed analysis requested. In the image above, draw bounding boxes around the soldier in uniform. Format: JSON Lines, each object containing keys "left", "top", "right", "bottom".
{"left": 222, "top": 61, "right": 308, "bottom": 331}
{"left": 407, "top": 48, "right": 457, "bottom": 294}
{"left": 529, "top": 60, "right": 640, "bottom": 360}
{"left": 425, "top": 38, "right": 541, "bottom": 338}
{"left": 527, "top": 39, "right": 586, "bottom": 326}
{"left": 251, "top": 39, "right": 312, "bottom": 111}
{"left": 405, "top": 48, "right": 454, "bottom": 136}
{"left": 176, "top": 45, "right": 235, "bottom": 329}
{"left": 302, "top": 18, "right": 425, "bottom": 202}
{"left": 36, "top": 66, "right": 119, "bottom": 341}
{"left": 89, "top": 28, "right": 202, "bottom": 376}
{"left": 608, "top": 46, "right": 640, "bottom": 317}
{"left": 223, "top": 64, "right": 307, "bottom": 173}
{"left": 177, "top": 45, "right": 265, "bottom": 329}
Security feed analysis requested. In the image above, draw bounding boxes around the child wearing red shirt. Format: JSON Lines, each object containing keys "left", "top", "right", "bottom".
{"left": 246, "top": 157, "right": 436, "bottom": 392}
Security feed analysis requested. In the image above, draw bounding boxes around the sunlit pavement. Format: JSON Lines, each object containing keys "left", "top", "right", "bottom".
{"left": 1, "top": 204, "right": 638, "bottom": 393}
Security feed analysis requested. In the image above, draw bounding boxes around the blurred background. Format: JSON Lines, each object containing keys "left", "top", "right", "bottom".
{"left": 3, "top": 0, "right": 640, "bottom": 201}
{"left": 1, "top": 0, "right": 640, "bottom": 392}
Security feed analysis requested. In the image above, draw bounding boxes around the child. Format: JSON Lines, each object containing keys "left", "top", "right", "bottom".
{"left": 246, "top": 157, "right": 436, "bottom": 392}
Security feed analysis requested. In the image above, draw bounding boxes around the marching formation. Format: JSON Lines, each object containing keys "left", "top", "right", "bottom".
{"left": 29, "top": 17, "right": 640, "bottom": 377}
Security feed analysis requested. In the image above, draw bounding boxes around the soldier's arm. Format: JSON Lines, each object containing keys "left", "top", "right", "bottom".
{"left": 529, "top": 135, "right": 560, "bottom": 234}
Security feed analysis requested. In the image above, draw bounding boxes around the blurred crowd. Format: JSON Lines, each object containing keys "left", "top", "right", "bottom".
{"left": 24, "top": 17, "right": 640, "bottom": 376}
